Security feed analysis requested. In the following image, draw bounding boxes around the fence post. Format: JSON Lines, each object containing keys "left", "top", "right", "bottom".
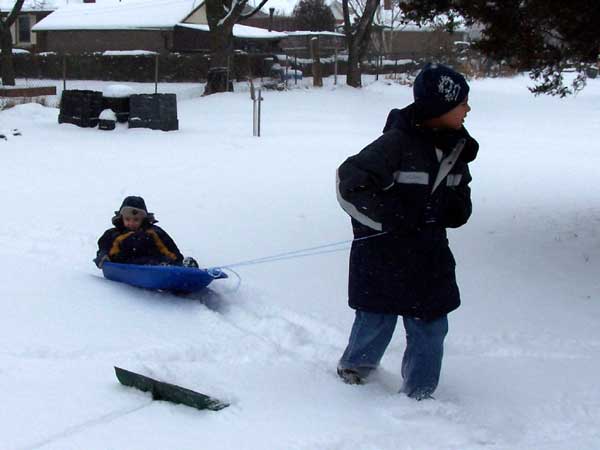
{"left": 226, "top": 55, "right": 231, "bottom": 91}
{"left": 311, "top": 36, "right": 323, "bottom": 87}
{"left": 257, "top": 88, "right": 262, "bottom": 137}
{"left": 250, "top": 80, "right": 263, "bottom": 137}
{"left": 62, "top": 55, "right": 67, "bottom": 91}
{"left": 295, "top": 52, "right": 298, "bottom": 85}
{"left": 334, "top": 48, "right": 338, "bottom": 85}
{"left": 250, "top": 79, "right": 257, "bottom": 136}
{"left": 154, "top": 54, "right": 159, "bottom": 94}
{"left": 285, "top": 54, "right": 289, "bottom": 89}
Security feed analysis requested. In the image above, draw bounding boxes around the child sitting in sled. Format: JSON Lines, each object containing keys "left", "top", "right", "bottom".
{"left": 94, "top": 196, "right": 198, "bottom": 269}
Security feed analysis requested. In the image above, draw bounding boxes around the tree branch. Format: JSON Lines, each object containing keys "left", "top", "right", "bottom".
{"left": 342, "top": 0, "right": 352, "bottom": 37}
{"left": 353, "top": 0, "right": 378, "bottom": 44}
{"left": 239, "top": 0, "right": 270, "bottom": 20}
{"left": 5, "top": 0, "right": 26, "bottom": 27}
{"left": 218, "top": 0, "right": 241, "bottom": 27}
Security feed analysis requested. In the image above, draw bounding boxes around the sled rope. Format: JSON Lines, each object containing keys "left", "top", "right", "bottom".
{"left": 210, "top": 232, "right": 388, "bottom": 271}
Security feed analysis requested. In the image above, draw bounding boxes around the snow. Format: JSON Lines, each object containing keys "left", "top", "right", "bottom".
{"left": 102, "top": 50, "right": 158, "bottom": 56}
{"left": 102, "top": 84, "right": 137, "bottom": 98}
{"left": 1, "top": 74, "right": 600, "bottom": 450}
{"left": 0, "top": 0, "right": 122, "bottom": 12}
{"left": 4, "top": 78, "right": 201, "bottom": 104}
{"left": 31, "top": 0, "right": 287, "bottom": 39}
{"left": 178, "top": 22, "right": 287, "bottom": 39}
{"left": 284, "top": 30, "right": 345, "bottom": 37}
{"left": 32, "top": 0, "right": 198, "bottom": 31}
{"left": 0, "top": 0, "right": 66, "bottom": 12}
{"left": 99, "top": 108, "right": 117, "bottom": 120}
{"left": 0, "top": 48, "right": 31, "bottom": 55}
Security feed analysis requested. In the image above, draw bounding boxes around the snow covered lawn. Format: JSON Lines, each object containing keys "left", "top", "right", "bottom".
{"left": 1, "top": 75, "right": 599, "bottom": 450}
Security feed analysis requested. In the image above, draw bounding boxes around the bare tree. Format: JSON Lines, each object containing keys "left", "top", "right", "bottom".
{"left": 0, "top": 0, "right": 26, "bottom": 86}
{"left": 378, "top": 0, "right": 407, "bottom": 54}
{"left": 342, "top": 0, "right": 379, "bottom": 87}
{"left": 204, "top": 0, "right": 269, "bottom": 95}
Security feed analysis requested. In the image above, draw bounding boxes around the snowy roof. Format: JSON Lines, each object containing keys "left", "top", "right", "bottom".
{"left": 284, "top": 31, "right": 345, "bottom": 37}
{"left": 0, "top": 0, "right": 118, "bottom": 13}
{"left": 0, "top": 0, "right": 64, "bottom": 12}
{"left": 32, "top": 0, "right": 199, "bottom": 31}
{"left": 177, "top": 23, "right": 287, "bottom": 40}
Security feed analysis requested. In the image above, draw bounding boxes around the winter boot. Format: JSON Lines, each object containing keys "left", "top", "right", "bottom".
{"left": 337, "top": 367, "right": 365, "bottom": 385}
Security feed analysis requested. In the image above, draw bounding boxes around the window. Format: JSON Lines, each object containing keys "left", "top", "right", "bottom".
{"left": 18, "top": 15, "right": 31, "bottom": 43}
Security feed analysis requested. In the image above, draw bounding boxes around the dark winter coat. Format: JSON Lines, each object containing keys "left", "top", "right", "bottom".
{"left": 95, "top": 217, "right": 184, "bottom": 267}
{"left": 336, "top": 105, "right": 478, "bottom": 320}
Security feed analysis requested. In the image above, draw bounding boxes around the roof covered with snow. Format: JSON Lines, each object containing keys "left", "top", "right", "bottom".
{"left": 284, "top": 31, "right": 345, "bottom": 37}
{"left": 177, "top": 23, "right": 287, "bottom": 40}
{"left": 0, "top": 0, "right": 120, "bottom": 13}
{"left": 32, "top": 0, "right": 199, "bottom": 31}
{"left": 0, "top": 0, "right": 64, "bottom": 12}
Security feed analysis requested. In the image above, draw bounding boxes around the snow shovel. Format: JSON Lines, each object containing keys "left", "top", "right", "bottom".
{"left": 115, "top": 367, "right": 229, "bottom": 412}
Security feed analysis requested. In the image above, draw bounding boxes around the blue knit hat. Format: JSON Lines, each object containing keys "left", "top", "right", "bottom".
{"left": 413, "top": 63, "right": 469, "bottom": 120}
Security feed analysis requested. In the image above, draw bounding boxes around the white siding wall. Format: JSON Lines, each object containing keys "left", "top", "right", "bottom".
{"left": 10, "top": 14, "right": 37, "bottom": 47}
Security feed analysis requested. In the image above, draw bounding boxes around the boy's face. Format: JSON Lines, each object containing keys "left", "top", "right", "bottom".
{"left": 436, "top": 97, "right": 471, "bottom": 130}
{"left": 123, "top": 215, "right": 143, "bottom": 231}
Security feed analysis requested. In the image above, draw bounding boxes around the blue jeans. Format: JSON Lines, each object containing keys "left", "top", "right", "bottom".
{"left": 338, "top": 310, "right": 448, "bottom": 399}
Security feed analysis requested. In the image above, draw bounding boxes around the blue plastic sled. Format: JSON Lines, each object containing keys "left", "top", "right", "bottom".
{"left": 102, "top": 262, "right": 227, "bottom": 293}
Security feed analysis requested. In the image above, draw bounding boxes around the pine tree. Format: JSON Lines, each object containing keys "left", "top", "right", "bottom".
{"left": 293, "top": 0, "right": 336, "bottom": 32}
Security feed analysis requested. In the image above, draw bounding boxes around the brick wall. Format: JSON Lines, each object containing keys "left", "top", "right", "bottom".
{"left": 37, "top": 30, "right": 173, "bottom": 54}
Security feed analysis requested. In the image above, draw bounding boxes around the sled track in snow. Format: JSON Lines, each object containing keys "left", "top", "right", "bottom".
{"left": 18, "top": 401, "right": 153, "bottom": 450}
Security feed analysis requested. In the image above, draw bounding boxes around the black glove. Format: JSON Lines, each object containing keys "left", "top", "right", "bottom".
{"left": 422, "top": 199, "right": 443, "bottom": 226}
{"left": 182, "top": 256, "right": 199, "bottom": 268}
{"left": 95, "top": 254, "right": 110, "bottom": 269}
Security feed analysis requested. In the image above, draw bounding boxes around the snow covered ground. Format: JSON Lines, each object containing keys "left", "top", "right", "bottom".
{"left": 1, "top": 74, "right": 599, "bottom": 450}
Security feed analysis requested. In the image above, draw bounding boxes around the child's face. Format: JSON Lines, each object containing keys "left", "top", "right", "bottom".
{"left": 123, "top": 215, "right": 143, "bottom": 231}
{"left": 436, "top": 97, "right": 471, "bottom": 130}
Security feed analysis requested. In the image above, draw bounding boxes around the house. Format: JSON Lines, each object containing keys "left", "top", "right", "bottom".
{"left": 279, "top": 31, "right": 345, "bottom": 57}
{"left": 248, "top": 0, "right": 474, "bottom": 60}
{"left": 31, "top": 0, "right": 287, "bottom": 54}
{"left": 375, "top": 8, "right": 474, "bottom": 58}
{"left": 326, "top": 0, "right": 344, "bottom": 28}
{"left": 0, "top": 0, "right": 72, "bottom": 51}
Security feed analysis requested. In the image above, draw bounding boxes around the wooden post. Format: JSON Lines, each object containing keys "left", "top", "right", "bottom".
{"left": 294, "top": 52, "right": 298, "bottom": 85}
{"left": 250, "top": 80, "right": 257, "bottom": 136}
{"left": 62, "top": 55, "right": 67, "bottom": 91}
{"left": 334, "top": 48, "right": 338, "bottom": 85}
{"left": 226, "top": 55, "right": 231, "bottom": 91}
{"left": 257, "top": 88, "right": 262, "bottom": 137}
{"left": 310, "top": 36, "right": 322, "bottom": 87}
{"left": 154, "top": 54, "right": 159, "bottom": 94}
{"left": 285, "top": 54, "right": 289, "bottom": 89}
